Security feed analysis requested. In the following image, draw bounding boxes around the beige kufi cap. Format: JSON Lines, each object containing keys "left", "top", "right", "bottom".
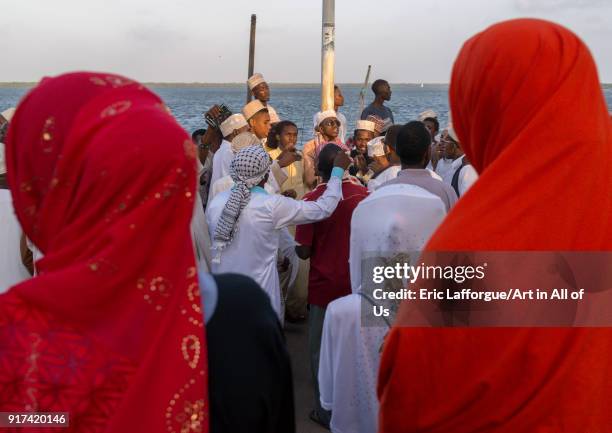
{"left": 242, "top": 100, "right": 268, "bottom": 121}
{"left": 418, "top": 109, "right": 438, "bottom": 121}
{"left": 355, "top": 120, "right": 376, "bottom": 133}
{"left": 314, "top": 110, "right": 337, "bottom": 127}
{"left": 247, "top": 73, "right": 266, "bottom": 91}
{"left": 219, "top": 113, "right": 248, "bottom": 137}
{"left": 1, "top": 107, "right": 16, "bottom": 122}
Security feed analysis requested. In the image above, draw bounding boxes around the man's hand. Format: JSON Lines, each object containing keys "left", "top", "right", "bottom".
{"left": 277, "top": 256, "right": 291, "bottom": 273}
{"left": 205, "top": 105, "right": 222, "bottom": 121}
{"left": 282, "top": 189, "right": 298, "bottom": 199}
{"left": 202, "top": 127, "right": 222, "bottom": 153}
{"left": 369, "top": 156, "right": 390, "bottom": 174}
{"left": 277, "top": 149, "right": 302, "bottom": 168}
{"left": 333, "top": 151, "right": 352, "bottom": 171}
{"left": 353, "top": 154, "right": 369, "bottom": 174}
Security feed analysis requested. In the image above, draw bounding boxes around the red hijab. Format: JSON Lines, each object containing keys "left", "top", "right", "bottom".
{"left": 1, "top": 72, "right": 208, "bottom": 432}
{"left": 378, "top": 20, "right": 612, "bottom": 432}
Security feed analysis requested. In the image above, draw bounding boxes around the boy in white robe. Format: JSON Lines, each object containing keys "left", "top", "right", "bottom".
{"left": 206, "top": 145, "right": 351, "bottom": 320}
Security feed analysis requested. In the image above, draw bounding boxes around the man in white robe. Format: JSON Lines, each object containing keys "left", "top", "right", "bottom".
{"left": 1, "top": 108, "right": 31, "bottom": 292}
{"left": 318, "top": 123, "right": 448, "bottom": 432}
{"left": 208, "top": 114, "right": 249, "bottom": 193}
{"left": 206, "top": 145, "right": 351, "bottom": 320}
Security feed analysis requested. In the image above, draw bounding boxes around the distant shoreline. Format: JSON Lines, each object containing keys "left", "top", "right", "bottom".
{"left": 2, "top": 82, "right": 610, "bottom": 89}
{"left": 0, "top": 82, "right": 452, "bottom": 88}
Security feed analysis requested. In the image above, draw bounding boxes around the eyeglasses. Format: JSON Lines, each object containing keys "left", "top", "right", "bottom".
{"left": 321, "top": 119, "right": 340, "bottom": 128}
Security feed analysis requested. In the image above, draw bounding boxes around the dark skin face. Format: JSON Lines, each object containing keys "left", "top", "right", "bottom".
{"left": 354, "top": 130, "right": 374, "bottom": 154}
{"left": 249, "top": 111, "right": 271, "bottom": 139}
{"left": 441, "top": 132, "right": 464, "bottom": 160}
{"left": 252, "top": 82, "right": 270, "bottom": 103}
{"left": 278, "top": 125, "right": 298, "bottom": 152}
{"left": 319, "top": 117, "right": 340, "bottom": 141}
{"left": 423, "top": 120, "right": 439, "bottom": 139}
{"left": 375, "top": 82, "right": 392, "bottom": 102}
{"left": 334, "top": 87, "right": 344, "bottom": 109}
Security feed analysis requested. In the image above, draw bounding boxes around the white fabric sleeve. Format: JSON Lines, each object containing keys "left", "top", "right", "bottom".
{"left": 459, "top": 165, "right": 478, "bottom": 196}
{"left": 270, "top": 161, "right": 288, "bottom": 192}
{"left": 268, "top": 175, "right": 344, "bottom": 229}
{"left": 349, "top": 210, "right": 363, "bottom": 293}
{"left": 318, "top": 307, "right": 334, "bottom": 411}
{"left": 279, "top": 228, "right": 299, "bottom": 287}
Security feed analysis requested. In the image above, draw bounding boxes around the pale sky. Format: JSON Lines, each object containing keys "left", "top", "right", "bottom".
{"left": 1, "top": 0, "right": 611, "bottom": 83}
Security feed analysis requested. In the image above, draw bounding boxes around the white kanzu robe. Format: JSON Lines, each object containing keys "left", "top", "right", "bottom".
{"left": 366, "top": 165, "right": 401, "bottom": 192}
{"left": 206, "top": 174, "right": 344, "bottom": 318}
{"left": 208, "top": 140, "right": 234, "bottom": 203}
{"left": 0, "top": 189, "right": 30, "bottom": 292}
{"left": 318, "top": 183, "right": 447, "bottom": 433}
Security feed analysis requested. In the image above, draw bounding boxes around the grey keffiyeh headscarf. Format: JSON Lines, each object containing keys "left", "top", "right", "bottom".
{"left": 212, "top": 145, "right": 272, "bottom": 261}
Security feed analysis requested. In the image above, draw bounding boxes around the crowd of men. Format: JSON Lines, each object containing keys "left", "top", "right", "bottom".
{"left": 187, "top": 73, "right": 477, "bottom": 431}
{"left": 0, "top": 72, "right": 478, "bottom": 432}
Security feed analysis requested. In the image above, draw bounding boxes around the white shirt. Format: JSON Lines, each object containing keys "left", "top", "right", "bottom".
{"left": 433, "top": 158, "right": 455, "bottom": 185}
{"left": 319, "top": 293, "right": 388, "bottom": 433}
{"left": 313, "top": 111, "right": 347, "bottom": 144}
{"left": 191, "top": 191, "right": 212, "bottom": 272}
{"left": 206, "top": 173, "right": 344, "bottom": 318}
{"left": 209, "top": 140, "right": 234, "bottom": 198}
{"left": 350, "top": 184, "right": 447, "bottom": 291}
{"left": 451, "top": 155, "right": 479, "bottom": 196}
{"left": 317, "top": 184, "right": 446, "bottom": 433}
{"left": 0, "top": 189, "right": 30, "bottom": 292}
{"left": 367, "top": 165, "right": 401, "bottom": 192}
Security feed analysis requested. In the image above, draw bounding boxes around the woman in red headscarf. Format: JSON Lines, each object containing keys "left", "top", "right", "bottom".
{"left": 378, "top": 19, "right": 612, "bottom": 432}
{"left": 0, "top": 72, "right": 208, "bottom": 432}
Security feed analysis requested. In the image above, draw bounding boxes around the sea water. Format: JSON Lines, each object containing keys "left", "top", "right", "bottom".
{"left": 2, "top": 84, "right": 612, "bottom": 148}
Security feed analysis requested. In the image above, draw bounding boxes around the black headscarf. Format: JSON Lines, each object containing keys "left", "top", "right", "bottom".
{"left": 206, "top": 273, "right": 295, "bottom": 433}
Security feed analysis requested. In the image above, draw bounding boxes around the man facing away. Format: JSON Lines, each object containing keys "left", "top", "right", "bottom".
{"left": 321, "top": 125, "right": 449, "bottom": 433}
{"left": 294, "top": 143, "right": 369, "bottom": 428}
{"left": 381, "top": 121, "right": 458, "bottom": 212}
{"left": 206, "top": 145, "right": 351, "bottom": 320}
{"left": 360, "top": 79, "right": 394, "bottom": 130}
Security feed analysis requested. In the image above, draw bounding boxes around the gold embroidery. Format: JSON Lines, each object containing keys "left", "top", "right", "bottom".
{"left": 101, "top": 100, "right": 132, "bottom": 118}
{"left": 137, "top": 276, "right": 172, "bottom": 310}
{"left": 24, "top": 333, "right": 42, "bottom": 412}
{"left": 187, "top": 283, "right": 201, "bottom": 315}
{"left": 166, "top": 382, "right": 206, "bottom": 433}
{"left": 105, "top": 75, "right": 134, "bottom": 88}
{"left": 41, "top": 117, "right": 56, "bottom": 153}
{"left": 186, "top": 267, "right": 196, "bottom": 279}
{"left": 90, "top": 76, "right": 107, "bottom": 86}
{"left": 180, "top": 335, "right": 201, "bottom": 369}
{"left": 176, "top": 400, "right": 205, "bottom": 433}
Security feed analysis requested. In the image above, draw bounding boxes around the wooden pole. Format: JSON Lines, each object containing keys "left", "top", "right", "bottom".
{"left": 247, "top": 14, "right": 257, "bottom": 104}
{"left": 359, "top": 65, "right": 372, "bottom": 115}
{"left": 321, "top": 0, "right": 335, "bottom": 111}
